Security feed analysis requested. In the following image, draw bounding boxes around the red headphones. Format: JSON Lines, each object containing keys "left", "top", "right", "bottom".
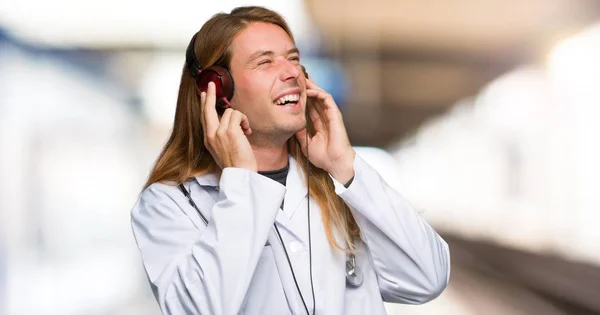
{"left": 186, "top": 33, "right": 309, "bottom": 115}
{"left": 186, "top": 34, "right": 234, "bottom": 115}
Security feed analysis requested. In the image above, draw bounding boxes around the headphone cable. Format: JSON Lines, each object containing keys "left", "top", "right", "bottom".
{"left": 306, "top": 108, "right": 317, "bottom": 315}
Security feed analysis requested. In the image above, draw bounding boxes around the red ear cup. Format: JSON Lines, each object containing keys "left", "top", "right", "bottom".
{"left": 194, "top": 65, "right": 235, "bottom": 115}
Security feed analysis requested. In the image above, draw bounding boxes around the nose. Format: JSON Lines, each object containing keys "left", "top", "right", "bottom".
{"left": 278, "top": 59, "right": 301, "bottom": 82}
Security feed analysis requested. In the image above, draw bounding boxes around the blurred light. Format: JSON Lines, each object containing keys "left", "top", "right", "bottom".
{"left": 547, "top": 22, "right": 600, "bottom": 264}
{"left": 474, "top": 67, "right": 555, "bottom": 137}
{"left": 548, "top": 23, "right": 600, "bottom": 97}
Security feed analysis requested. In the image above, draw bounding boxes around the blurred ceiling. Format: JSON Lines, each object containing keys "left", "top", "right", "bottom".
{"left": 305, "top": 0, "right": 600, "bottom": 147}
{"left": 0, "top": 0, "right": 312, "bottom": 48}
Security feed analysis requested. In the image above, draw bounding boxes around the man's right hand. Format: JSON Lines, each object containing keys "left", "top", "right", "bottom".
{"left": 201, "top": 81, "right": 257, "bottom": 171}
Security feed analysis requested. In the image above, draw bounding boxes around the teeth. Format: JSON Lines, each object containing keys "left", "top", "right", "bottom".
{"left": 275, "top": 93, "right": 299, "bottom": 105}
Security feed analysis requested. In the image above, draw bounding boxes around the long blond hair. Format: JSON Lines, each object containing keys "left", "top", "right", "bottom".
{"left": 144, "top": 6, "right": 359, "bottom": 252}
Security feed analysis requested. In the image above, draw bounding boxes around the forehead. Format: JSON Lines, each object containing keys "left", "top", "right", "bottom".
{"left": 230, "top": 22, "right": 295, "bottom": 60}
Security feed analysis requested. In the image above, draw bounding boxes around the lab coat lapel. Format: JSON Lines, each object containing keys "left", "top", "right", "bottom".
{"left": 273, "top": 156, "right": 309, "bottom": 239}
{"left": 282, "top": 156, "right": 308, "bottom": 219}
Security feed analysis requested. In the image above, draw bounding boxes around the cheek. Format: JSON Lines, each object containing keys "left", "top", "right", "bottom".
{"left": 230, "top": 75, "right": 253, "bottom": 110}
{"left": 232, "top": 74, "right": 272, "bottom": 107}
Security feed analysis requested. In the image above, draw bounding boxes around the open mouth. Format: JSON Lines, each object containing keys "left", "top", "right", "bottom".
{"left": 273, "top": 93, "right": 300, "bottom": 106}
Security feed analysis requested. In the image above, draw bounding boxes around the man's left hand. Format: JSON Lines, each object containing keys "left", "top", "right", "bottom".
{"left": 295, "top": 77, "right": 355, "bottom": 184}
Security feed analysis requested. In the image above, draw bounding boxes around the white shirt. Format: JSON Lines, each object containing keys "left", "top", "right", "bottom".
{"left": 131, "top": 153, "right": 450, "bottom": 314}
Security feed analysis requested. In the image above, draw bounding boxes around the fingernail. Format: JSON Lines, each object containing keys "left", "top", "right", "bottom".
{"left": 208, "top": 81, "right": 214, "bottom": 88}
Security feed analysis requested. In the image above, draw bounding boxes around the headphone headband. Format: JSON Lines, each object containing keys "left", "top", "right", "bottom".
{"left": 185, "top": 33, "right": 202, "bottom": 78}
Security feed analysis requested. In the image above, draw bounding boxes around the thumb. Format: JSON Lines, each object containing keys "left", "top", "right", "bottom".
{"left": 295, "top": 128, "right": 310, "bottom": 155}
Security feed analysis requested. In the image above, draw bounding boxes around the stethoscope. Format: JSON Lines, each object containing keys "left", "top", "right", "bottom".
{"left": 345, "top": 252, "right": 363, "bottom": 287}
{"left": 178, "top": 180, "right": 363, "bottom": 315}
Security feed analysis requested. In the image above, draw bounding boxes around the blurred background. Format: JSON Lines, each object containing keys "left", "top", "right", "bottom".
{"left": 1, "top": 0, "right": 600, "bottom": 314}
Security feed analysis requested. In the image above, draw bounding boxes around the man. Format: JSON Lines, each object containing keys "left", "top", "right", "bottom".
{"left": 131, "top": 6, "right": 450, "bottom": 315}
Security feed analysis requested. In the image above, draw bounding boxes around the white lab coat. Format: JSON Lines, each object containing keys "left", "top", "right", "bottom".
{"left": 131, "top": 153, "right": 450, "bottom": 315}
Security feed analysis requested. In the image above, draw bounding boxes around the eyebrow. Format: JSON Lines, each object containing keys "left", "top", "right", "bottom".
{"left": 247, "top": 47, "right": 300, "bottom": 62}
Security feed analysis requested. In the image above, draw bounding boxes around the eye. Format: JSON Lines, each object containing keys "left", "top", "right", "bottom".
{"left": 289, "top": 56, "right": 300, "bottom": 63}
{"left": 258, "top": 59, "right": 272, "bottom": 66}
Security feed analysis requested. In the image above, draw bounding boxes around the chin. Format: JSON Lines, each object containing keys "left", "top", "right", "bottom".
{"left": 276, "top": 119, "right": 305, "bottom": 135}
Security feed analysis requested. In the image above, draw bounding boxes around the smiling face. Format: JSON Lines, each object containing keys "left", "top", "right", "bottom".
{"left": 227, "top": 22, "right": 308, "bottom": 144}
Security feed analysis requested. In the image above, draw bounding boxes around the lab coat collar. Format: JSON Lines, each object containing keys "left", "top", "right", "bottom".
{"left": 193, "top": 172, "right": 218, "bottom": 188}
{"left": 193, "top": 156, "right": 309, "bottom": 219}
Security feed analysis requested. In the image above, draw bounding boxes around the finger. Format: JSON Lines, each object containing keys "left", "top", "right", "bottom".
{"left": 200, "top": 91, "right": 207, "bottom": 134}
{"left": 307, "top": 101, "right": 325, "bottom": 132}
{"left": 203, "top": 81, "right": 219, "bottom": 135}
{"left": 240, "top": 114, "right": 252, "bottom": 136}
{"left": 306, "top": 89, "right": 340, "bottom": 114}
{"left": 229, "top": 111, "right": 253, "bottom": 136}
{"left": 306, "top": 88, "right": 332, "bottom": 100}
{"left": 217, "top": 108, "right": 233, "bottom": 135}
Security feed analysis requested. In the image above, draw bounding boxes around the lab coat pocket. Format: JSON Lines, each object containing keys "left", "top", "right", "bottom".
{"left": 241, "top": 245, "right": 290, "bottom": 314}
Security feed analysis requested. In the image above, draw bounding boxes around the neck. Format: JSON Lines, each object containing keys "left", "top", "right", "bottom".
{"left": 252, "top": 143, "right": 289, "bottom": 172}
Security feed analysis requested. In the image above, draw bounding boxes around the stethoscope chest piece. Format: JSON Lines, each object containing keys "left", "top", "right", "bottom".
{"left": 346, "top": 253, "right": 363, "bottom": 287}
